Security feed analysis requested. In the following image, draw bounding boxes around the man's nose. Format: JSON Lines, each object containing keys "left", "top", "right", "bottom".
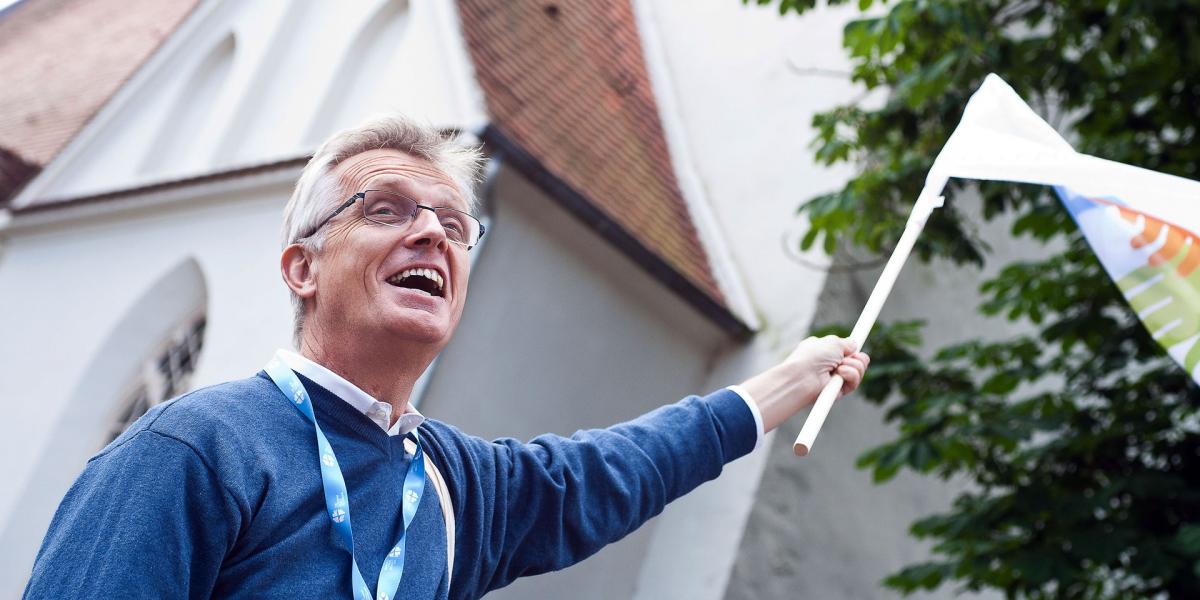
{"left": 405, "top": 208, "right": 450, "bottom": 250}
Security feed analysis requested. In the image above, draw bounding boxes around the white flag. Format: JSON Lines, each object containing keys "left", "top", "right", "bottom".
{"left": 924, "top": 74, "right": 1200, "bottom": 382}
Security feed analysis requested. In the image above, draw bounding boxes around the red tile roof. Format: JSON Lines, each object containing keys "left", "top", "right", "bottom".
{"left": 0, "top": 146, "right": 39, "bottom": 201}
{"left": 456, "top": 0, "right": 742, "bottom": 333}
{"left": 0, "top": 0, "right": 198, "bottom": 203}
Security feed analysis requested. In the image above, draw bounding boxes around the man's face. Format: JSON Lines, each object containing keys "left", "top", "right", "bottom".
{"left": 309, "top": 149, "right": 472, "bottom": 348}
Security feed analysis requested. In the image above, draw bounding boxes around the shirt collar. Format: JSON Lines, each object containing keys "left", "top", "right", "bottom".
{"left": 274, "top": 349, "right": 424, "bottom": 436}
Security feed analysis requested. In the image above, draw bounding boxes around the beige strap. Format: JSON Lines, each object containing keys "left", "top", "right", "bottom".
{"left": 407, "top": 437, "right": 455, "bottom": 586}
{"left": 425, "top": 453, "right": 456, "bottom": 586}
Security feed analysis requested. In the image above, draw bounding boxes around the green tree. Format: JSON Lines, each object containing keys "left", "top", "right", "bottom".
{"left": 748, "top": 0, "right": 1200, "bottom": 597}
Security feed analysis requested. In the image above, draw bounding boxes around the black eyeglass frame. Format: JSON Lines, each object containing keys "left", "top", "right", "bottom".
{"left": 299, "top": 190, "right": 486, "bottom": 249}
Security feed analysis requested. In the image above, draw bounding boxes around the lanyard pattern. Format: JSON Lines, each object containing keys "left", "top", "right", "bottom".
{"left": 265, "top": 357, "right": 426, "bottom": 600}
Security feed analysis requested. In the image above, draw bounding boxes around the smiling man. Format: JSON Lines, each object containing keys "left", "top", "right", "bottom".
{"left": 24, "top": 116, "right": 869, "bottom": 600}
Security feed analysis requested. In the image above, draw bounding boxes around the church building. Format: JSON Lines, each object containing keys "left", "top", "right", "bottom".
{"left": 0, "top": 1, "right": 983, "bottom": 597}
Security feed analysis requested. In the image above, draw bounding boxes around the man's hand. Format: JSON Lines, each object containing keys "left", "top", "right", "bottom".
{"left": 740, "top": 335, "right": 870, "bottom": 434}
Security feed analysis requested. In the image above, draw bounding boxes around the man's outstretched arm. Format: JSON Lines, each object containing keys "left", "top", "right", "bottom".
{"left": 442, "top": 387, "right": 757, "bottom": 597}
{"left": 443, "top": 335, "right": 868, "bottom": 597}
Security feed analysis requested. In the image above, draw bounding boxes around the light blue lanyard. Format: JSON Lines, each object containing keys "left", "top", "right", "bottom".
{"left": 265, "top": 357, "right": 426, "bottom": 600}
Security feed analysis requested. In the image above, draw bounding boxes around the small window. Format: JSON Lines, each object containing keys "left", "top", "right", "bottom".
{"left": 107, "top": 315, "right": 207, "bottom": 443}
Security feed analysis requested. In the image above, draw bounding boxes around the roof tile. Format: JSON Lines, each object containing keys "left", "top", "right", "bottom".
{"left": 0, "top": 0, "right": 198, "bottom": 202}
{"left": 456, "top": 0, "right": 727, "bottom": 309}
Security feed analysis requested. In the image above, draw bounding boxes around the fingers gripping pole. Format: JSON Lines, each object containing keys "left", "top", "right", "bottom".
{"left": 793, "top": 186, "right": 946, "bottom": 457}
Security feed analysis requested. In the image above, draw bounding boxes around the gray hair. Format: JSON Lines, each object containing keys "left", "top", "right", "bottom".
{"left": 281, "top": 114, "right": 484, "bottom": 345}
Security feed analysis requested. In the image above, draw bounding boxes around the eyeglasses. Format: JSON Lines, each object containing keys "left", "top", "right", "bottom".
{"left": 301, "top": 189, "right": 486, "bottom": 249}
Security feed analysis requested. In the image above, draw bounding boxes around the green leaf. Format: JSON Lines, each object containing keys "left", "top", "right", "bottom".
{"left": 1176, "top": 524, "right": 1200, "bottom": 554}
{"left": 981, "top": 371, "right": 1020, "bottom": 394}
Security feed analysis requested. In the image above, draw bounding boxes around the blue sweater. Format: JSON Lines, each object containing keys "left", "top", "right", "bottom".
{"left": 24, "top": 372, "right": 756, "bottom": 599}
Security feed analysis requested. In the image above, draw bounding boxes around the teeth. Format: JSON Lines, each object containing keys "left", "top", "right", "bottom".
{"left": 388, "top": 268, "right": 445, "bottom": 292}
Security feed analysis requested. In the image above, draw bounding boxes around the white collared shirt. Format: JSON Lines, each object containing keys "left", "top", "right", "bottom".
{"left": 275, "top": 349, "right": 763, "bottom": 449}
{"left": 276, "top": 349, "right": 425, "bottom": 436}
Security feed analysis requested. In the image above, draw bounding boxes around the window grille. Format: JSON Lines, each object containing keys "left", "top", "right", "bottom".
{"left": 107, "top": 316, "right": 206, "bottom": 443}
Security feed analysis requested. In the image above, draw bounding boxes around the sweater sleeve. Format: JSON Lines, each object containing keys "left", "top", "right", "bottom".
{"left": 446, "top": 388, "right": 757, "bottom": 598}
{"left": 23, "top": 430, "right": 242, "bottom": 600}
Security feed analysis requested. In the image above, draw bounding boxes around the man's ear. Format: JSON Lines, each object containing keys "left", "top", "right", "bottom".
{"left": 281, "top": 243, "right": 318, "bottom": 300}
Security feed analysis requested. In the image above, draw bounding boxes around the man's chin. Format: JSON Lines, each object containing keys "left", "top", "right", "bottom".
{"left": 380, "top": 307, "right": 454, "bottom": 344}
{"left": 373, "top": 287, "right": 458, "bottom": 344}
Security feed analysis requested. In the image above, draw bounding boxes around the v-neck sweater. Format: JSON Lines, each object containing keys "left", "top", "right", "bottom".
{"left": 25, "top": 372, "right": 757, "bottom": 599}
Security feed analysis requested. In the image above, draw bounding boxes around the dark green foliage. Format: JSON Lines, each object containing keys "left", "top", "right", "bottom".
{"left": 752, "top": 0, "right": 1200, "bottom": 597}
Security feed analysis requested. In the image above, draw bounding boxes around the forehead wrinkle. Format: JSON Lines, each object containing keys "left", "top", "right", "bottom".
{"left": 335, "top": 152, "right": 466, "bottom": 209}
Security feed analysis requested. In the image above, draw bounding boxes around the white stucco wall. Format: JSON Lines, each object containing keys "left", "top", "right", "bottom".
{"left": 629, "top": 2, "right": 887, "bottom": 598}
{"left": 630, "top": 2, "right": 1002, "bottom": 599}
{"left": 637, "top": 0, "right": 874, "bottom": 333}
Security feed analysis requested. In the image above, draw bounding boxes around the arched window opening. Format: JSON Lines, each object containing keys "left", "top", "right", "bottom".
{"left": 106, "top": 314, "right": 207, "bottom": 444}
{"left": 2, "top": 257, "right": 207, "bottom": 589}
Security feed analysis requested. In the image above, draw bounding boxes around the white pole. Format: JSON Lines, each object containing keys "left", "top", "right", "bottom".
{"left": 793, "top": 182, "right": 947, "bottom": 457}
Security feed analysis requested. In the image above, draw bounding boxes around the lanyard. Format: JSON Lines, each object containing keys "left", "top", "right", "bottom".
{"left": 265, "top": 357, "right": 426, "bottom": 600}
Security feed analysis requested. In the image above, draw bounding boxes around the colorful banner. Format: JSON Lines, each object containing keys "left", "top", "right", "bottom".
{"left": 922, "top": 74, "right": 1200, "bottom": 382}
{"left": 1057, "top": 187, "right": 1200, "bottom": 378}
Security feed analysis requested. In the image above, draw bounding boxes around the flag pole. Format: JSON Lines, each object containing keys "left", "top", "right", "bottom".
{"left": 793, "top": 181, "right": 947, "bottom": 457}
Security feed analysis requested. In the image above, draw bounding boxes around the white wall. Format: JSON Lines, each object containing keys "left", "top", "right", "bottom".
{"left": 638, "top": 6, "right": 1043, "bottom": 594}
{"left": 638, "top": 0, "right": 877, "bottom": 334}
{"left": 629, "top": 2, "right": 886, "bottom": 598}
{"left": 629, "top": 2, "right": 1004, "bottom": 599}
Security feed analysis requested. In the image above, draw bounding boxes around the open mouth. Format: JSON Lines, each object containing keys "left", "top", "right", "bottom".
{"left": 385, "top": 268, "right": 445, "bottom": 298}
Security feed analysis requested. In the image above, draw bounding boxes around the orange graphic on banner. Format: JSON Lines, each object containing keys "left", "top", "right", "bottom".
{"left": 1089, "top": 197, "right": 1200, "bottom": 375}
{"left": 1090, "top": 197, "right": 1200, "bottom": 276}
